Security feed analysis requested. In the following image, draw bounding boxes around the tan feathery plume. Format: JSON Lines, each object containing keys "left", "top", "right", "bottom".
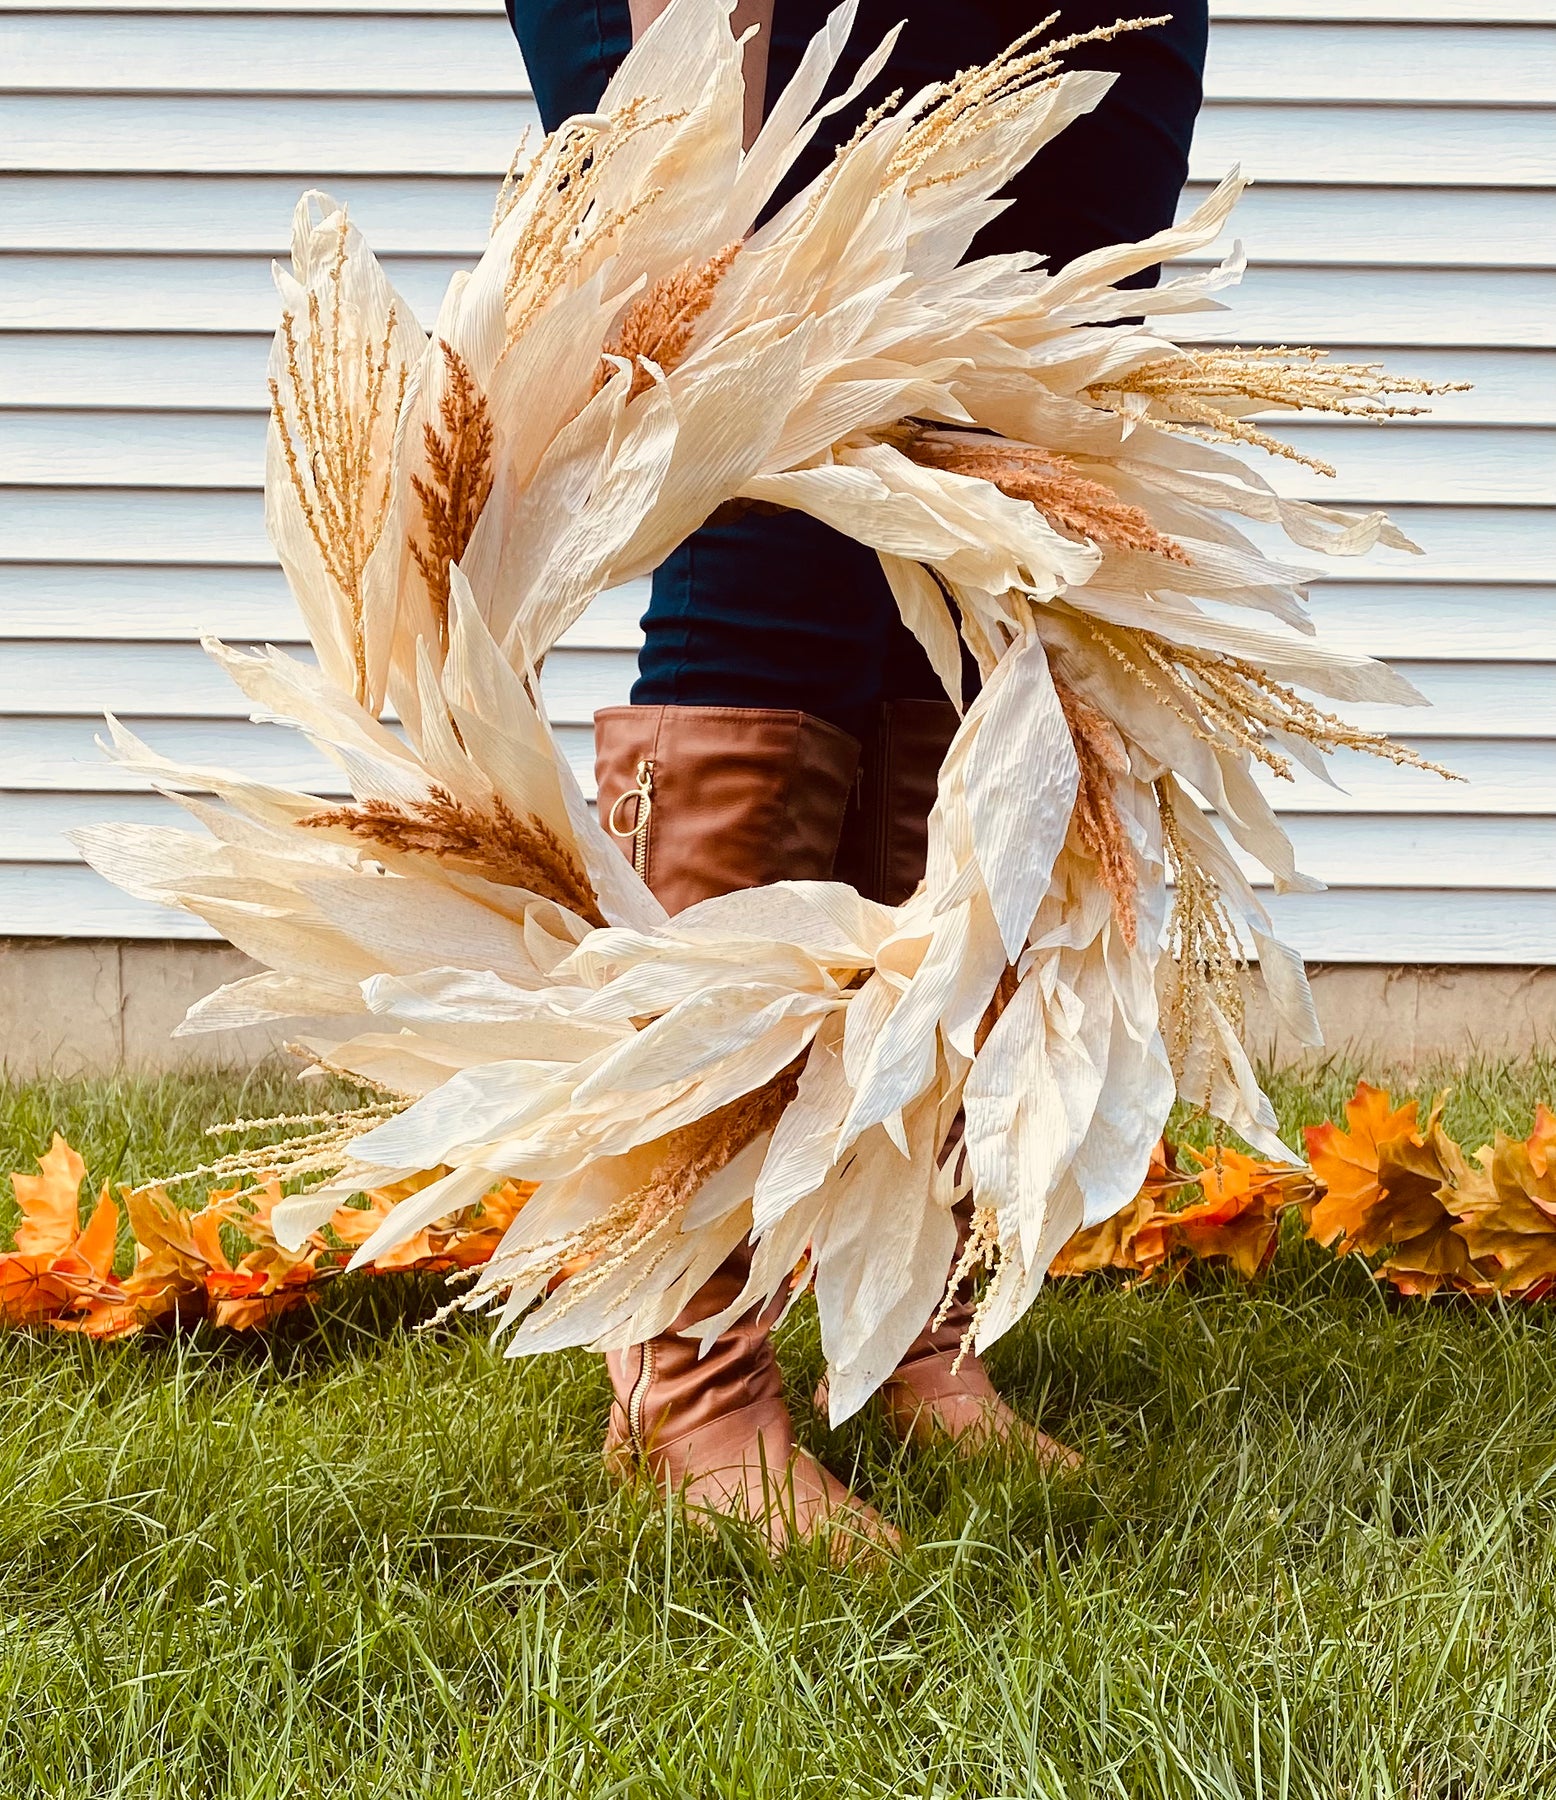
{"left": 269, "top": 212, "right": 408, "bottom": 705}
{"left": 1155, "top": 774, "right": 1247, "bottom": 1098}
{"left": 594, "top": 241, "right": 742, "bottom": 399}
{"left": 1078, "top": 618, "right": 1460, "bottom": 786}
{"left": 504, "top": 100, "right": 683, "bottom": 349}
{"left": 1087, "top": 346, "right": 1465, "bottom": 475}
{"left": 888, "top": 14, "right": 1166, "bottom": 192}
{"left": 898, "top": 427, "right": 1190, "bottom": 563}
{"left": 1055, "top": 675, "right": 1139, "bottom": 946}
{"left": 301, "top": 789, "right": 607, "bottom": 926}
{"left": 480, "top": 1063, "right": 802, "bottom": 1322}
{"left": 409, "top": 342, "right": 495, "bottom": 650}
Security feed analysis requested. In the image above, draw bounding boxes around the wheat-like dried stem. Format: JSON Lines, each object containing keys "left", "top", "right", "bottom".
{"left": 1055, "top": 676, "right": 1139, "bottom": 945}
{"left": 269, "top": 212, "right": 407, "bottom": 705}
{"left": 1078, "top": 617, "right": 1460, "bottom": 785}
{"left": 1088, "top": 346, "right": 1465, "bottom": 474}
{"left": 594, "top": 241, "right": 741, "bottom": 399}
{"left": 899, "top": 425, "right": 1190, "bottom": 563}
{"left": 1155, "top": 774, "right": 1246, "bottom": 1101}
{"left": 483, "top": 1064, "right": 804, "bottom": 1324}
{"left": 302, "top": 788, "right": 607, "bottom": 925}
{"left": 504, "top": 99, "right": 683, "bottom": 350}
{"left": 409, "top": 341, "right": 495, "bottom": 648}
{"left": 888, "top": 15, "right": 1166, "bottom": 193}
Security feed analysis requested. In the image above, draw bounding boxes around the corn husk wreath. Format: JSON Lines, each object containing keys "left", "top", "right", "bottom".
{"left": 77, "top": 0, "right": 1456, "bottom": 1421}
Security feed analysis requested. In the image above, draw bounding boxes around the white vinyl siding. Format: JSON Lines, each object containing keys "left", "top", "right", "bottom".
{"left": 1, "top": 0, "right": 1553, "bottom": 959}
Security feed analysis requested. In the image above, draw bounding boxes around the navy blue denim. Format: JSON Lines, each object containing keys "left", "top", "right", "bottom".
{"left": 505, "top": 0, "right": 1208, "bottom": 741}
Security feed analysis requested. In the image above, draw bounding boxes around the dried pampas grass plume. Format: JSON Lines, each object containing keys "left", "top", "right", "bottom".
{"left": 595, "top": 241, "right": 741, "bottom": 399}
{"left": 1155, "top": 774, "right": 1247, "bottom": 1095}
{"left": 409, "top": 342, "right": 495, "bottom": 649}
{"left": 899, "top": 427, "right": 1190, "bottom": 563}
{"left": 269, "top": 212, "right": 407, "bottom": 704}
{"left": 479, "top": 1063, "right": 802, "bottom": 1325}
{"left": 302, "top": 788, "right": 607, "bottom": 926}
{"left": 1055, "top": 676, "right": 1139, "bottom": 945}
{"left": 1088, "top": 346, "right": 1466, "bottom": 475}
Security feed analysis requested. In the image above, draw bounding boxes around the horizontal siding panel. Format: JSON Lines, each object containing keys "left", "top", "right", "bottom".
{"left": 7, "top": 868, "right": 1552, "bottom": 959}
{"left": 1178, "top": 186, "right": 1556, "bottom": 270}
{"left": 1203, "top": 24, "right": 1556, "bottom": 102}
{"left": 1302, "top": 585, "right": 1556, "bottom": 660}
{"left": 1190, "top": 106, "right": 1553, "bottom": 187}
{"left": 6, "top": 712, "right": 1553, "bottom": 815}
{"left": 7, "top": 643, "right": 1550, "bottom": 737}
{"left": 0, "top": 173, "right": 499, "bottom": 255}
{"left": 10, "top": 176, "right": 1555, "bottom": 271}
{"left": 9, "top": 408, "right": 1545, "bottom": 508}
{"left": 0, "top": 565, "right": 649, "bottom": 646}
{"left": 1213, "top": 4, "right": 1556, "bottom": 21}
{"left": 3, "top": 95, "right": 1546, "bottom": 187}
{"left": 1241, "top": 508, "right": 1556, "bottom": 584}
{"left": 7, "top": 336, "right": 1547, "bottom": 428}
{"left": 1174, "top": 267, "right": 1556, "bottom": 350}
{"left": 0, "top": 640, "right": 627, "bottom": 726}
{"left": 9, "top": 16, "right": 1551, "bottom": 105}
{"left": 0, "top": 870, "right": 212, "bottom": 939}
{"left": 12, "top": 254, "right": 1548, "bottom": 349}
{"left": 1259, "top": 890, "right": 1556, "bottom": 963}
{"left": 7, "top": 571, "right": 1548, "bottom": 662}
{"left": 8, "top": 491, "right": 1548, "bottom": 581}
{"left": 1, "top": 95, "right": 544, "bottom": 176}
{"left": 5, "top": 13, "right": 532, "bottom": 94}
{"left": 0, "top": 252, "right": 461, "bottom": 331}
{"left": 0, "top": 715, "right": 597, "bottom": 795}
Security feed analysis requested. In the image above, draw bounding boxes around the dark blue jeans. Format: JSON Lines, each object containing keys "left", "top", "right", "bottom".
{"left": 505, "top": 0, "right": 1208, "bottom": 742}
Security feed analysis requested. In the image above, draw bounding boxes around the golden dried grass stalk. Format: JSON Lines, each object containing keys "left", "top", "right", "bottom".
{"left": 504, "top": 100, "right": 682, "bottom": 349}
{"left": 269, "top": 212, "right": 407, "bottom": 705}
{"left": 409, "top": 341, "right": 495, "bottom": 649}
{"left": 500, "top": 1063, "right": 803, "bottom": 1321}
{"left": 899, "top": 427, "right": 1190, "bottom": 563}
{"left": 1140, "top": 638, "right": 1461, "bottom": 784}
{"left": 302, "top": 788, "right": 607, "bottom": 926}
{"left": 889, "top": 14, "right": 1166, "bottom": 192}
{"left": 124, "top": 1103, "right": 403, "bottom": 1201}
{"left": 1083, "top": 618, "right": 1460, "bottom": 786}
{"left": 1155, "top": 774, "right": 1247, "bottom": 1094}
{"left": 1055, "top": 676, "right": 1139, "bottom": 946}
{"left": 594, "top": 241, "right": 741, "bottom": 399}
{"left": 1087, "top": 346, "right": 1464, "bottom": 475}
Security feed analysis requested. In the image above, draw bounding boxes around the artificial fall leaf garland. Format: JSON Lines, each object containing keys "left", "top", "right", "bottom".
{"left": 0, "top": 1135, "right": 533, "bottom": 1338}
{"left": 8, "top": 1085, "right": 1555, "bottom": 1337}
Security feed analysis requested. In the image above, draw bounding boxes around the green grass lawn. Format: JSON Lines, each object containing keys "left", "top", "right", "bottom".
{"left": 4, "top": 1057, "right": 1556, "bottom": 1799}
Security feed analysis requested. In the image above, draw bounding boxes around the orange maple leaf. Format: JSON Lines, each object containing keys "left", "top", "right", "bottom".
{"left": 3, "top": 1136, "right": 122, "bottom": 1325}
{"left": 1305, "top": 1082, "right": 1423, "bottom": 1253}
{"left": 1450, "top": 1114, "right": 1556, "bottom": 1297}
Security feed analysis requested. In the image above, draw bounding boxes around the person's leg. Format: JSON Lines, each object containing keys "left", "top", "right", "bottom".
{"left": 508, "top": 0, "right": 898, "bottom": 1554}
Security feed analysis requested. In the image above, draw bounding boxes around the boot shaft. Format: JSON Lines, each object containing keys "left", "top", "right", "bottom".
{"left": 594, "top": 704, "right": 861, "bottom": 915}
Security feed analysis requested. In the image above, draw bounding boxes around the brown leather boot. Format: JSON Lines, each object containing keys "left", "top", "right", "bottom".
{"left": 604, "top": 1244, "right": 893, "bottom": 1558}
{"left": 595, "top": 703, "right": 861, "bottom": 914}
{"left": 595, "top": 704, "right": 894, "bottom": 1556}
{"left": 832, "top": 698, "right": 960, "bottom": 909}
{"left": 869, "top": 1204, "right": 1080, "bottom": 1468}
{"left": 834, "top": 700, "right": 1079, "bottom": 1467}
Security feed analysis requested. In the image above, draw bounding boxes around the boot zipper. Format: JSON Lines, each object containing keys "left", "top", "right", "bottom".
{"left": 625, "top": 1340, "right": 656, "bottom": 1459}
{"left": 606, "top": 757, "right": 655, "bottom": 882}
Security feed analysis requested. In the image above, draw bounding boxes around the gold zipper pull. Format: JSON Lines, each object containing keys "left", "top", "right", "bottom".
{"left": 606, "top": 757, "right": 655, "bottom": 881}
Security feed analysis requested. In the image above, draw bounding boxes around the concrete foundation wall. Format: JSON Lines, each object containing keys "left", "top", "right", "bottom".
{"left": 2, "top": 939, "right": 1553, "bottom": 1079}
